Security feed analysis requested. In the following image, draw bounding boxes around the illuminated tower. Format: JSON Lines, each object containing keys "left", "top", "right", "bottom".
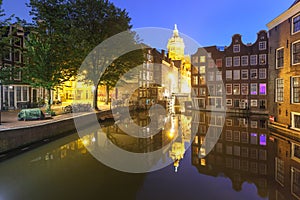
{"left": 167, "top": 24, "right": 185, "bottom": 60}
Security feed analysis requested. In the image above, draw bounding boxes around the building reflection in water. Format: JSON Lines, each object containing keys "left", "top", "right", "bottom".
{"left": 192, "top": 112, "right": 270, "bottom": 198}
{"left": 30, "top": 110, "right": 193, "bottom": 173}
{"left": 27, "top": 110, "right": 300, "bottom": 199}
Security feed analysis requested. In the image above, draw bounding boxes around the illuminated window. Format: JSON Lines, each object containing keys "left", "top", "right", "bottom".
{"left": 259, "top": 54, "right": 267, "bottom": 65}
{"left": 292, "top": 77, "right": 300, "bottom": 103}
{"left": 192, "top": 76, "right": 198, "bottom": 86}
{"left": 241, "top": 56, "right": 248, "bottom": 66}
{"left": 199, "top": 88, "right": 206, "bottom": 96}
{"left": 259, "top": 134, "right": 267, "bottom": 146}
{"left": 251, "top": 99, "right": 257, "bottom": 107}
{"left": 233, "top": 44, "right": 240, "bottom": 53}
{"left": 259, "top": 41, "right": 267, "bottom": 50}
{"left": 200, "top": 56, "right": 206, "bottom": 63}
{"left": 233, "top": 70, "right": 240, "bottom": 80}
{"left": 250, "top": 83, "right": 257, "bottom": 95}
{"left": 293, "top": 14, "right": 300, "bottom": 34}
{"left": 226, "top": 70, "right": 232, "bottom": 80}
{"left": 276, "top": 48, "right": 284, "bottom": 68}
{"left": 199, "top": 66, "right": 206, "bottom": 74}
{"left": 276, "top": 78, "right": 284, "bottom": 102}
{"left": 226, "top": 57, "right": 232, "bottom": 67}
{"left": 292, "top": 41, "right": 300, "bottom": 65}
{"left": 250, "top": 55, "right": 257, "bottom": 65}
{"left": 241, "top": 69, "right": 248, "bottom": 79}
{"left": 259, "top": 83, "right": 267, "bottom": 95}
{"left": 233, "top": 84, "right": 240, "bottom": 95}
{"left": 226, "top": 84, "right": 232, "bottom": 95}
{"left": 233, "top": 56, "right": 240, "bottom": 66}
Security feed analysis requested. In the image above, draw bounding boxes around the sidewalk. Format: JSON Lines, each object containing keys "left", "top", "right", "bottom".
{"left": 0, "top": 103, "right": 110, "bottom": 131}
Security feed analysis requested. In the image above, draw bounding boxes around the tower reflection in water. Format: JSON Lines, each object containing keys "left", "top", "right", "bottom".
{"left": 29, "top": 110, "right": 300, "bottom": 200}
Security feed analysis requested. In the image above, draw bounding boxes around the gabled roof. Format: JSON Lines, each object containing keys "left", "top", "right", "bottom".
{"left": 290, "top": 0, "right": 300, "bottom": 8}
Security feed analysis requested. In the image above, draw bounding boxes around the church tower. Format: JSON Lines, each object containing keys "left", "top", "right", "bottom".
{"left": 167, "top": 24, "right": 185, "bottom": 60}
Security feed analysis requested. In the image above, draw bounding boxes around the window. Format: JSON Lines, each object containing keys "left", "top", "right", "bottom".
{"left": 250, "top": 55, "right": 257, "bottom": 65}
{"left": 233, "top": 56, "right": 240, "bottom": 66}
{"left": 216, "top": 71, "right": 222, "bottom": 81}
{"left": 192, "top": 56, "right": 198, "bottom": 64}
{"left": 291, "top": 167, "right": 300, "bottom": 199}
{"left": 4, "top": 47, "right": 11, "bottom": 61}
{"left": 226, "top": 130, "right": 232, "bottom": 141}
{"left": 226, "top": 99, "right": 232, "bottom": 106}
{"left": 14, "top": 50, "right": 21, "bottom": 63}
{"left": 292, "top": 77, "right": 300, "bottom": 103}
{"left": 251, "top": 99, "right": 257, "bottom": 107}
{"left": 275, "top": 157, "right": 285, "bottom": 186}
{"left": 259, "top": 83, "right": 267, "bottom": 95}
{"left": 226, "top": 70, "right": 232, "bottom": 80}
{"left": 207, "top": 53, "right": 212, "bottom": 58}
{"left": 292, "top": 112, "right": 300, "bottom": 130}
{"left": 208, "top": 85, "right": 215, "bottom": 96}
{"left": 216, "top": 84, "right": 223, "bottom": 96}
{"left": 233, "top": 70, "right": 240, "bottom": 80}
{"left": 192, "top": 76, "right": 198, "bottom": 85}
{"left": 241, "top": 132, "right": 249, "bottom": 143}
{"left": 292, "top": 143, "right": 300, "bottom": 160}
{"left": 259, "top": 68, "right": 267, "bottom": 79}
{"left": 233, "top": 131, "right": 240, "bottom": 142}
{"left": 276, "top": 78, "right": 284, "bottom": 102}
{"left": 276, "top": 48, "right": 284, "bottom": 68}
{"left": 207, "top": 71, "right": 214, "bottom": 81}
{"left": 233, "top": 99, "right": 240, "bottom": 108}
{"left": 233, "top": 84, "right": 240, "bottom": 95}
{"left": 226, "top": 57, "right": 232, "bottom": 67}
{"left": 16, "top": 86, "right": 21, "bottom": 101}
{"left": 250, "top": 69, "right": 258, "bottom": 79}
{"left": 192, "top": 66, "right": 198, "bottom": 74}
{"left": 14, "top": 37, "right": 21, "bottom": 47}
{"left": 200, "top": 56, "right": 206, "bottom": 63}
{"left": 241, "top": 84, "right": 248, "bottom": 95}
{"left": 23, "top": 86, "right": 28, "bottom": 101}
{"left": 233, "top": 44, "right": 240, "bottom": 53}
{"left": 293, "top": 14, "right": 300, "bottom": 34}
{"left": 226, "top": 84, "right": 232, "bottom": 95}
{"left": 259, "top": 41, "right": 267, "bottom": 50}
{"left": 250, "top": 83, "right": 257, "bottom": 95}
{"left": 208, "top": 59, "right": 214, "bottom": 68}
{"left": 259, "top": 54, "right": 267, "bottom": 65}
{"left": 292, "top": 41, "right": 300, "bottom": 65}
{"left": 259, "top": 99, "right": 266, "bottom": 109}
{"left": 199, "top": 75, "right": 206, "bottom": 85}
{"left": 250, "top": 133, "right": 258, "bottom": 144}
{"left": 216, "top": 59, "right": 222, "bottom": 67}
{"left": 13, "top": 67, "right": 21, "bottom": 81}
{"left": 199, "top": 66, "right": 205, "bottom": 74}
{"left": 241, "top": 56, "right": 248, "bottom": 66}
{"left": 199, "top": 88, "right": 206, "bottom": 96}
{"left": 241, "top": 69, "right": 248, "bottom": 80}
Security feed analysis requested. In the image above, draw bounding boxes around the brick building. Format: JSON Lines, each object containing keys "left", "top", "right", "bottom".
{"left": 191, "top": 31, "right": 269, "bottom": 115}
{"left": 0, "top": 25, "right": 43, "bottom": 110}
{"left": 267, "top": 0, "right": 300, "bottom": 130}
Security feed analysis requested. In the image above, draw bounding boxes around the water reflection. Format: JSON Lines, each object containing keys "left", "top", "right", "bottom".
{"left": 3, "top": 110, "right": 300, "bottom": 199}
{"left": 192, "top": 112, "right": 270, "bottom": 198}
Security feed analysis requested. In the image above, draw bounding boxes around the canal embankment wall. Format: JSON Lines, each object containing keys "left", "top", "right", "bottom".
{"left": 0, "top": 110, "right": 112, "bottom": 155}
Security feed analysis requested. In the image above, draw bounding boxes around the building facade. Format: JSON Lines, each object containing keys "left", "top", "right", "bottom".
{"left": 191, "top": 31, "right": 269, "bottom": 115}
{"left": 267, "top": 0, "right": 300, "bottom": 130}
{"left": 0, "top": 25, "right": 43, "bottom": 110}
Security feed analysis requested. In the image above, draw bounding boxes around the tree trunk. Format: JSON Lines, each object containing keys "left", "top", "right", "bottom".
{"left": 93, "top": 84, "right": 99, "bottom": 111}
{"left": 105, "top": 84, "right": 110, "bottom": 105}
{"left": 47, "top": 88, "right": 51, "bottom": 112}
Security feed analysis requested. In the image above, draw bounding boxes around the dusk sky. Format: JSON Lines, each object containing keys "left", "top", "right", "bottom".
{"left": 1, "top": 0, "right": 296, "bottom": 47}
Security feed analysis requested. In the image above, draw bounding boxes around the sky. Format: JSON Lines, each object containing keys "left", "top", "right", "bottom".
{"left": 1, "top": 0, "right": 296, "bottom": 47}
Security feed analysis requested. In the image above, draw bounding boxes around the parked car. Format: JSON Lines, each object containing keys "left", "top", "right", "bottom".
{"left": 17, "top": 108, "right": 45, "bottom": 121}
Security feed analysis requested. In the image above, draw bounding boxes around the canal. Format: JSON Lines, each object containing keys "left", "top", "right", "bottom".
{"left": 0, "top": 110, "right": 299, "bottom": 200}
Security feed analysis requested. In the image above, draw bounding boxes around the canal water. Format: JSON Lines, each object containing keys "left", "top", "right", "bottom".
{"left": 0, "top": 111, "right": 299, "bottom": 200}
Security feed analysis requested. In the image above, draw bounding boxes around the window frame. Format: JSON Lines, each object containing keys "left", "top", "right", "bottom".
{"left": 292, "top": 40, "right": 300, "bottom": 65}
{"left": 276, "top": 47, "right": 284, "bottom": 69}
{"left": 276, "top": 78, "right": 284, "bottom": 102}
